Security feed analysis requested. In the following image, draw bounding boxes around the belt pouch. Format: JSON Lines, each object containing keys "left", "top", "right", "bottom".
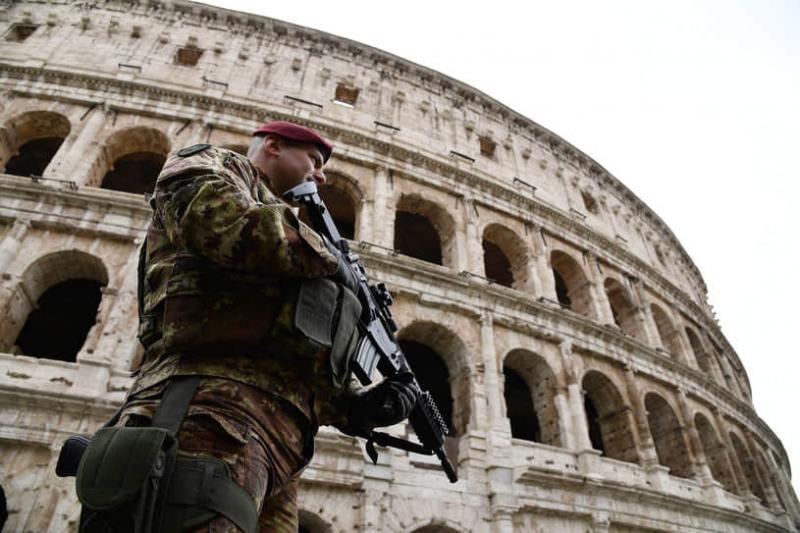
{"left": 76, "top": 426, "right": 177, "bottom": 533}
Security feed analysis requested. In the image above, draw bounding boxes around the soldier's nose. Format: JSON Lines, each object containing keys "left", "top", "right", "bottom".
{"left": 312, "top": 169, "right": 326, "bottom": 186}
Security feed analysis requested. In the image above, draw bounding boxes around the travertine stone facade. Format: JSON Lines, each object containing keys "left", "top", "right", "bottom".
{"left": 0, "top": 1, "right": 796, "bottom": 531}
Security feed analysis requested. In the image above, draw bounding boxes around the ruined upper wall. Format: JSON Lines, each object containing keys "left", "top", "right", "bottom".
{"left": 0, "top": 0, "right": 711, "bottom": 313}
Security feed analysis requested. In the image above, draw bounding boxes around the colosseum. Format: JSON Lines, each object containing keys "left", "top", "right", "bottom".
{"left": 0, "top": 1, "right": 796, "bottom": 531}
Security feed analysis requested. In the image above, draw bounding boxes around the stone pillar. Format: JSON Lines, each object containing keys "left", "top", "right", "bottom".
{"left": 463, "top": 198, "right": 485, "bottom": 277}
{"left": 0, "top": 219, "right": 30, "bottom": 273}
{"left": 622, "top": 364, "right": 659, "bottom": 467}
{"left": 628, "top": 279, "right": 662, "bottom": 348}
{"left": 356, "top": 198, "right": 371, "bottom": 242}
{"left": 558, "top": 340, "right": 592, "bottom": 451}
{"left": 712, "top": 410, "right": 749, "bottom": 496}
{"left": 666, "top": 327, "right": 692, "bottom": 366}
{"left": 744, "top": 433, "right": 783, "bottom": 512}
{"left": 583, "top": 253, "right": 616, "bottom": 325}
{"left": 717, "top": 355, "right": 744, "bottom": 400}
{"left": 453, "top": 201, "right": 470, "bottom": 273}
{"left": 371, "top": 167, "right": 394, "bottom": 249}
{"left": 532, "top": 229, "right": 558, "bottom": 302}
{"left": 675, "top": 388, "right": 712, "bottom": 482}
{"left": 45, "top": 104, "right": 108, "bottom": 186}
{"left": 480, "top": 310, "right": 504, "bottom": 431}
{"left": 696, "top": 333, "right": 726, "bottom": 385}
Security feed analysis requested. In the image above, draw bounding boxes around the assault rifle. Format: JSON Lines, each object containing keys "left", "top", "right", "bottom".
{"left": 284, "top": 181, "right": 458, "bottom": 483}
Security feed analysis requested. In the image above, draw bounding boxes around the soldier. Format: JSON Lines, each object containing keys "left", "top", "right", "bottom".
{"left": 113, "top": 121, "right": 419, "bottom": 532}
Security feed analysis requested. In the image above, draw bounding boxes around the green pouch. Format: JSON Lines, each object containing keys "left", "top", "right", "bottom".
{"left": 76, "top": 426, "right": 176, "bottom": 532}
{"left": 329, "top": 286, "right": 362, "bottom": 389}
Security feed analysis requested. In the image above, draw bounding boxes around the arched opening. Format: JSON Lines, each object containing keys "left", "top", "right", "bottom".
{"left": 1, "top": 251, "right": 108, "bottom": 361}
{"left": 694, "top": 413, "right": 737, "bottom": 492}
{"left": 550, "top": 250, "right": 594, "bottom": 318}
{"left": 400, "top": 339, "right": 454, "bottom": 435}
{"left": 582, "top": 371, "right": 638, "bottom": 464}
{"left": 644, "top": 393, "right": 693, "bottom": 478}
{"left": 94, "top": 127, "right": 170, "bottom": 194}
{"left": 503, "top": 349, "right": 561, "bottom": 447}
{"left": 503, "top": 366, "right": 539, "bottom": 442}
{"left": 650, "top": 304, "right": 683, "bottom": 359}
{"left": 394, "top": 194, "right": 454, "bottom": 267}
{"left": 300, "top": 184, "right": 358, "bottom": 240}
{"left": 604, "top": 278, "right": 643, "bottom": 339}
{"left": 482, "top": 224, "right": 528, "bottom": 290}
{"left": 101, "top": 151, "right": 166, "bottom": 195}
{"left": 14, "top": 280, "right": 103, "bottom": 362}
{"left": 483, "top": 239, "right": 513, "bottom": 287}
{"left": 685, "top": 327, "right": 714, "bottom": 374}
{"left": 1, "top": 111, "right": 71, "bottom": 176}
{"left": 730, "top": 431, "right": 767, "bottom": 504}
{"left": 396, "top": 321, "right": 470, "bottom": 438}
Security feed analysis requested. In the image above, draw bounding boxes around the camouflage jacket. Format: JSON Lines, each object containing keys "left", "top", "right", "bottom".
{"left": 133, "top": 145, "right": 351, "bottom": 426}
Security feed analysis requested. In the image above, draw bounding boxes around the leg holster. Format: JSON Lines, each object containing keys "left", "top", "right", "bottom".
{"left": 57, "top": 377, "right": 257, "bottom": 533}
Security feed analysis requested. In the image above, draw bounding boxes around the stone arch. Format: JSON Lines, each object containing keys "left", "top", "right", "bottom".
{"left": 694, "top": 413, "right": 737, "bottom": 492}
{"left": 92, "top": 126, "right": 171, "bottom": 194}
{"left": 603, "top": 277, "right": 643, "bottom": 339}
{"left": 482, "top": 223, "right": 529, "bottom": 289}
{"left": 502, "top": 349, "right": 561, "bottom": 447}
{"left": 0, "top": 110, "right": 71, "bottom": 177}
{"left": 396, "top": 321, "right": 470, "bottom": 437}
{"left": 649, "top": 303, "right": 684, "bottom": 359}
{"left": 581, "top": 370, "right": 638, "bottom": 464}
{"left": 685, "top": 326, "right": 714, "bottom": 375}
{"left": 644, "top": 392, "right": 693, "bottom": 478}
{"left": 729, "top": 430, "right": 767, "bottom": 504}
{"left": 1, "top": 250, "right": 108, "bottom": 361}
{"left": 406, "top": 517, "right": 464, "bottom": 533}
{"left": 550, "top": 250, "right": 594, "bottom": 318}
{"left": 394, "top": 194, "right": 455, "bottom": 267}
{"left": 299, "top": 172, "right": 363, "bottom": 240}
{"left": 298, "top": 509, "right": 334, "bottom": 533}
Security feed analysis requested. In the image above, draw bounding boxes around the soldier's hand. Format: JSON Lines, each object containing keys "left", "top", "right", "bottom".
{"left": 347, "top": 372, "right": 420, "bottom": 429}
{"left": 326, "top": 241, "right": 360, "bottom": 294}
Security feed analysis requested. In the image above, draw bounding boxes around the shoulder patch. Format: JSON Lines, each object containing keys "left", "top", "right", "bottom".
{"left": 177, "top": 144, "right": 212, "bottom": 158}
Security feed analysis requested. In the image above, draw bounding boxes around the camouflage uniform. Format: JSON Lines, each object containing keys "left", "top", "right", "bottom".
{"left": 122, "top": 146, "right": 355, "bottom": 532}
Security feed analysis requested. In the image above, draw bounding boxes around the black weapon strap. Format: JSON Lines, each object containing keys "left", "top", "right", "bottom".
{"left": 150, "top": 376, "right": 202, "bottom": 437}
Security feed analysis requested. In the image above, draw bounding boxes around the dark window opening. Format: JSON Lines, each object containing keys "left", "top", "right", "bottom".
{"left": 15, "top": 279, "right": 103, "bottom": 362}
{"left": 5, "top": 23, "right": 38, "bottom": 42}
{"left": 394, "top": 211, "right": 442, "bottom": 265}
{"left": 553, "top": 269, "right": 571, "bottom": 308}
{"left": 581, "top": 190, "right": 599, "bottom": 214}
{"left": 504, "top": 367, "right": 540, "bottom": 442}
{"left": 101, "top": 152, "right": 166, "bottom": 195}
{"left": 334, "top": 84, "right": 359, "bottom": 106}
{"left": 584, "top": 396, "right": 606, "bottom": 454}
{"left": 299, "top": 186, "right": 356, "bottom": 240}
{"left": 4, "top": 137, "right": 65, "bottom": 177}
{"left": 175, "top": 46, "right": 204, "bottom": 66}
{"left": 479, "top": 136, "right": 496, "bottom": 157}
{"left": 400, "top": 340, "right": 453, "bottom": 435}
{"left": 483, "top": 239, "right": 513, "bottom": 287}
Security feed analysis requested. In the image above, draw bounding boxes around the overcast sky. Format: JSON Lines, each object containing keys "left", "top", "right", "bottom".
{"left": 202, "top": 0, "right": 800, "bottom": 493}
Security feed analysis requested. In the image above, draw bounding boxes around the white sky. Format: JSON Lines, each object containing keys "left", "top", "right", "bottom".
{"left": 202, "top": 0, "right": 800, "bottom": 493}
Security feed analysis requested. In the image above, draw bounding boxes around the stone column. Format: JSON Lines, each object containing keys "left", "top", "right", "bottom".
{"left": 532, "top": 228, "right": 558, "bottom": 302}
{"left": 559, "top": 340, "right": 592, "bottom": 451}
{"left": 744, "top": 432, "right": 783, "bottom": 511}
{"left": 583, "top": 252, "right": 616, "bottom": 325}
{"left": 696, "top": 333, "right": 726, "bottom": 385}
{"left": 480, "top": 310, "right": 504, "bottom": 431}
{"left": 675, "top": 388, "right": 712, "bottom": 482}
{"left": 453, "top": 200, "right": 470, "bottom": 273}
{"left": 45, "top": 104, "right": 108, "bottom": 186}
{"left": 0, "top": 219, "right": 30, "bottom": 273}
{"left": 628, "top": 279, "right": 662, "bottom": 347}
{"left": 622, "top": 364, "right": 659, "bottom": 467}
{"left": 371, "top": 167, "right": 394, "bottom": 249}
{"left": 712, "top": 410, "right": 749, "bottom": 496}
{"left": 356, "top": 198, "right": 371, "bottom": 242}
{"left": 463, "top": 198, "right": 485, "bottom": 277}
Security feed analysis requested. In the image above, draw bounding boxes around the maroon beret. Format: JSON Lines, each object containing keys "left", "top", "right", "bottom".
{"left": 253, "top": 120, "right": 334, "bottom": 162}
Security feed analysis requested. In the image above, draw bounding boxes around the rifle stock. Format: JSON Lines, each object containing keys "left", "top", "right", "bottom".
{"left": 284, "top": 181, "right": 458, "bottom": 483}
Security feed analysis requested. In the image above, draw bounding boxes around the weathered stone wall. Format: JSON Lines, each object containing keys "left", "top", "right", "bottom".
{"left": 0, "top": 1, "right": 795, "bottom": 531}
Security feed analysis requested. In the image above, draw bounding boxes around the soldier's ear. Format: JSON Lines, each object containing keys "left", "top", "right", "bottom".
{"left": 263, "top": 135, "right": 282, "bottom": 157}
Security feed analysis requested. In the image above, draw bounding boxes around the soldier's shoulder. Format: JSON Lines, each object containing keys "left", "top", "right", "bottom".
{"left": 158, "top": 145, "right": 249, "bottom": 184}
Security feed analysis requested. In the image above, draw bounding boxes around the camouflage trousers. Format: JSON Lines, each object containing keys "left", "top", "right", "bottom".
{"left": 119, "top": 376, "right": 314, "bottom": 532}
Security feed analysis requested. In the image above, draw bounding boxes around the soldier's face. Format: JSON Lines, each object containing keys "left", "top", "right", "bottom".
{"left": 262, "top": 137, "right": 327, "bottom": 195}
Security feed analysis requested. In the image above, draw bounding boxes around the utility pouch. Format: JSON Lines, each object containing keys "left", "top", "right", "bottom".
{"left": 75, "top": 426, "right": 177, "bottom": 533}
{"left": 55, "top": 434, "right": 92, "bottom": 477}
